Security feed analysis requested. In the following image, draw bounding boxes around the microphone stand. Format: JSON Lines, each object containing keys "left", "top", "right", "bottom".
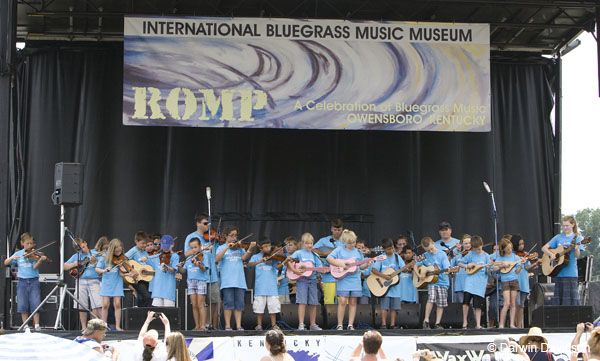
{"left": 485, "top": 183, "right": 500, "bottom": 326}
{"left": 206, "top": 189, "right": 213, "bottom": 330}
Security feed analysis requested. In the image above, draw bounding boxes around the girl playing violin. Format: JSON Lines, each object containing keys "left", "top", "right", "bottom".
{"left": 148, "top": 235, "right": 180, "bottom": 307}
{"left": 4, "top": 232, "right": 48, "bottom": 331}
{"left": 95, "top": 238, "right": 127, "bottom": 331}
{"left": 215, "top": 226, "right": 256, "bottom": 330}
{"left": 512, "top": 234, "right": 539, "bottom": 328}
{"left": 177, "top": 237, "right": 208, "bottom": 330}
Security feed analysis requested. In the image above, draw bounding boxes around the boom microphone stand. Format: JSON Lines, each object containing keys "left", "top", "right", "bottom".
{"left": 206, "top": 186, "right": 221, "bottom": 330}
{"left": 483, "top": 181, "right": 500, "bottom": 324}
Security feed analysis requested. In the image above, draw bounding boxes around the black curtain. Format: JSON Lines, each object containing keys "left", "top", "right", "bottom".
{"left": 6, "top": 43, "right": 557, "bottom": 274}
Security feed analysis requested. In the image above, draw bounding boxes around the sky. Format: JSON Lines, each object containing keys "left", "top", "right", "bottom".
{"left": 561, "top": 32, "right": 600, "bottom": 215}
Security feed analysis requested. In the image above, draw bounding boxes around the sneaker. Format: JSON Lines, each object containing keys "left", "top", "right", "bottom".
{"left": 22, "top": 325, "right": 30, "bottom": 333}
{"left": 379, "top": 325, "right": 388, "bottom": 329}
{"left": 309, "top": 324, "right": 322, "bottom": 331}
{"left": 336, "top": 325, "right": 344, "bottom": 330}
{"left": 434, "top": 324, "right": 444, "bottom": 330}
{"left": 422, "top": 321, "right": 430, "bottom": 329}
{"left": 237, "top": 327, "right": 245, "bottom": 331}
{"left": 347, "top": 325, "right": 355, "bottom": 330}
{"left": 298, "top": 323, "right": 306, "bottom": 331}
{"left": 255, "top": 325, "right": 263, "bottom": 331}
{"left": 34, "top": 325, "right": 42, "bottom": 332}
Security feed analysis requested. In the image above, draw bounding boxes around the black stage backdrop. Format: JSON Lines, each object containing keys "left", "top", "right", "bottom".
{"left": 4, "top": 44, "right": 557, "bottom": 274}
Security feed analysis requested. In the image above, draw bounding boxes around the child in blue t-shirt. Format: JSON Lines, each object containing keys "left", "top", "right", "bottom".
{"left": 63, "top": 237, "right": 102, "bottom": 331}
{"left": 125, "top": 231, "right": 151, "bottom": 307}
{"left": 147, "top": 235, "right": 180, "bottom": 308}
{"left": 288, "top": 232, "right": 327, "bottom": 331}
{"left": 451, "top": 235, "right": 471, "bottom": 304}
{"left": 4, "top": 232, "right": 48, "bottom": 331}
{"left": 248, "top": 237, "right": 284, "bottom": 330}
{"left": 177, "top": 237, "right": 208, "bottom": 331}
{"left": 415, "top": 237, "right": 451, "bottom": 330}
{"left": 371, "top": 238, "right": 405, "bottom": 329}
{"left": 95, "top": 238, "right": 127, "bottom": 331}
{"left": 458, "top": 235, "right": 491, "bottom": 329}
{"left": 327, "top": 230, "right": 373, "bottom": 331}
{"left": 356, "top": 240, "right": 372, "bottom": 305}
{"left": 512, "top": 234, "right": 539, "bottom": 328}
{"left": 399, "top": 247, "right": 418, "bottom": 303}
{"left": 492, "top": 237, "right": 525, "bottom": 328}
{"left": 542, "top": 215, "right": 585, "bottom": 306}
{"left": 215, "top": 226, "right": 256, "bottom": 331}
{"left": 277, "top": 237, "right": 297, "bottom": 305}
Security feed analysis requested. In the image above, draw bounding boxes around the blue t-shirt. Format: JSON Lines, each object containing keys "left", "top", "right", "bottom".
{"left": 66, "top": 250, "right": 100, "bottom": 279}
{"left": 451, "top": 253, "right": 467, "bottom": 292}
{"left": 216, "top": 245, "right": 247, "bottom": 290}
{"left": 183, "top": 257, "right": 206, "bottom": 281}
{"left": 496, "top": 253, "right": 521, "bottom": 282}
{"left": 399, "top": 270, "right": 417, "bottom": 302}
{"left": 96, "top": 256, "right": 124, "bottom": 297}
{"left": 185, "top": 231, "right": 220, "bottom": 283}
{"left": 290, "top": 249, "right": 323, "bottom": 280}
{"left": 125, "top": 246, "right": 148, "bottom": 263}
{"left": 327, "top": 247, "right": 364, "bottom": 292}
{"left": 361, "top": 265, "right": 372, "bottom": 298}
{"left": 518, "top": 260, "right": 531, "bottom": 293}
{"left": 548, "top": 233, "right": 584, "bottom": 278}
{"left": 374, "top": 253, "right": 405, "bottom": 298}
{"left": 10, "top": 249, "right": 39, "bottom": 279}
{"left": 148, "top": 253, "right": 180, "bottom": 301}
{"left": 416, "top": 250, "right": 450, "bottom": 288}
{"left": 435, "top": 238, "right": 460, "bottom": 256}
{"left": 314, "top": 236, "right": 343, "bottom": 283}
{"left": 277, "top": 252, "right": 290, "bottom": 295}
{"left": 249, "top": 253, "right": 279, "bottom": 296}
{"left": 461, "top": 251, "right": 491, "bottom": 298}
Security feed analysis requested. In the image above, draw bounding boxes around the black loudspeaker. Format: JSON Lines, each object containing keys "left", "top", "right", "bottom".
{"left": 373, "top": 303, "right": 421, "bottom": 329}
{"left": 532, "top": 283, "right": 554, "bottom": 309}
{"left": 531, "top": 306, "right": 593, "bottom": 328}
{"left": 423, "top": 302, "right": 475, "bottom": 329}
{"left": 53, "top": 162, "right": 83, "bottom": 205}
{"left": 324, "top": 304, "right": 373, "bottom": 329}
{"left": 122, "top": 307, "right": 180, "bottom": 330}
{"left": 278, "top": 304, "right": 300, "bottom": 328}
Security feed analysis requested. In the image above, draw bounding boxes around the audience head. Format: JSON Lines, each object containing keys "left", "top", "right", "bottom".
{"left": 362, "top": 330, "right": 383, "bottom": 355}
{"left": 265, "top": 329, "right": 287, "bottom": 356}
{"left": 142, "top": 331, "right": 159, "bottom": 361}
{"left": 588, "top": 327, "right": 600, "bottom": 358}
{"left": 82, "top": 318, "right": 108, "bottom": 342}
{"left": 166, "top": 332, "right": 192, "bottom": 361}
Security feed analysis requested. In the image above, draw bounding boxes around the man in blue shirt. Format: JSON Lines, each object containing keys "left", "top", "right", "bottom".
{"left": 313, "top": 219, "right": 344, "bottom": 304}
{"left": 435, "top": 221, "right": 460, "bottom": 257}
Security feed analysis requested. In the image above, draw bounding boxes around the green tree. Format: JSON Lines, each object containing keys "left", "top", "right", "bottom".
{"left": 575, "top": 208, "right": 600, "bottom": 278}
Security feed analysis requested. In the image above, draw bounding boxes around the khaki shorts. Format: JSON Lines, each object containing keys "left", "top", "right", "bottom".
{"left": 74, "top": 278, "right": 102, "bottom": 311}
{"left": 206, "top": 282, "right": 220, "bottom": 304}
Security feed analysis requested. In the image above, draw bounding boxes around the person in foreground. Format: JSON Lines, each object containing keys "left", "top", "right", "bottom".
{"left": 260, "top": 329, "right": 295, "bottom": 361}
{"left": 481, "top": 337, "right": 529, "bottom": 361}
{"left": 134, "top": 310, "right": 170, "bottom": 361}
{"left": 349, "top": 330, "right": 389, "bottom": 361}
{"left": 74, "top": 318, "right": 119, "bottom": 360}
{"left": 165, "top": 331, "right": 193, "bottom": 361}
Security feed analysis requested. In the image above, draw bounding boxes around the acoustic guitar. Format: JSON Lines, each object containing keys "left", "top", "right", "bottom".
{"left": 542, "top": 236, "right": 591, "bottom": 277}
{"left": 329, "top": 255, "right": 387, "bottom": 280}
{"left": 286, "top": 261, "right": 329, "bottom": 281}
{"left": 123, "top": 260, "right": 156, "bottom": 284}
{"left": 367, "top": 260, "right": 417, "bottom": 297}
{"left": 412, "top": 265, "right": 460, "bottom": 289}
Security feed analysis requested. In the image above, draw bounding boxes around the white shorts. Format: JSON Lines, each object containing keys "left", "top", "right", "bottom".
{"left": 253, "top": 295, "right": 281, "bottom": 314}
{"left": 74, "top": 278, "right": 102, "bottom": 311}
{"left": 152, "top": 298, "right": 175, "bottom": 307}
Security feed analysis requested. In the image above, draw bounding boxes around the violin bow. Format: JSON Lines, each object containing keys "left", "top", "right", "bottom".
{"left": 263, "top": 246, "right": 285, "bottom": 262}
{"left": 23, "top": 240, "right": 57, "bottom": 257}
{"left": 230, "top": 233, "right": 254, "bottom": 247}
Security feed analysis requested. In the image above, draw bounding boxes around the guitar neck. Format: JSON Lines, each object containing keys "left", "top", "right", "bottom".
{"left": 347, "top": 257, "right": 377, "bottom": 267}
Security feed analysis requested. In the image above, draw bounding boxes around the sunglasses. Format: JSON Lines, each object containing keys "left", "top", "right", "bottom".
{"left": 202, "top": 222, "right": 209, "bottom": 225}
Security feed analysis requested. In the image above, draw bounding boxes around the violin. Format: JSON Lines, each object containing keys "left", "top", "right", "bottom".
{"left": 112, "top": 253, "right": 134, "bottom": 274}
{"left": 263, "top": 247, "right": 287, "bottom": 262}
{"left": 190, "top": 252, "right": 204, "bottom": 265}
{"left": 203, "top": 229, "right": 224, "bottom": 243}
{"left": 24, "top": 250, "right": 53, "bottom": 263}
{"left": 147, "top": 249, "right": 159, "bottom": 256}
{"left": 516, "top": 251, "right": 539, "bottom": 262}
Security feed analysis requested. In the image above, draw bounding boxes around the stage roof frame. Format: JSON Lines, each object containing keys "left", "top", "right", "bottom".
{"left": 16, "top": 0, "right": 599, "bottom": 56}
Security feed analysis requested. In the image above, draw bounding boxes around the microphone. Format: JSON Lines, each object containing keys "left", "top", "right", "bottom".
{"left": 483, "top": 181, "right": 492, "bottom": 194}
{"left": 206, "top": 187, "right": 211, "bottom": 200}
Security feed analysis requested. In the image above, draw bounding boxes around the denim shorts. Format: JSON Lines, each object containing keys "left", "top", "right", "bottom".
{"left": 380, "top": 296, "right": 402, "bottom": 310}
{"left": 17, "top": 278, "right": 41, "bottom": 313}
{"left": 222, "top": 287, "right": 245, "bottom": 310}
{"left": 295, "top": 278, "right": 319, "bottom": 305}
{"left": 336, "top": 290, "right": 362, "bottom": 298}
{"left": 516, "top": 291, "right": 528, "bottom": 307}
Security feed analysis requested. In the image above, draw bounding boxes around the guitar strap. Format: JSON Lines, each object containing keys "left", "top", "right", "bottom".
{"left": 394, "top": 253, "right": 400, "bottom": 269}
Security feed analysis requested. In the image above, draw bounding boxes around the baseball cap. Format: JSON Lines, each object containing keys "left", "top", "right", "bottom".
{"left": 143, "top": 334, "right": 158, "bottom": 347}
{"left": 439, "top": 221, "right": 452, "bottom": 230}
{"left": 82, "top": 318, "right": 107, "bottom": 336}
{"left": 161, "top": 235, "right": 174, "bottom": 250}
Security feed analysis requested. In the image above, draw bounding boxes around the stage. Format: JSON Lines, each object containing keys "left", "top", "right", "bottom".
{"left": 1, "top": 327, "right": 583, "bottom": 361}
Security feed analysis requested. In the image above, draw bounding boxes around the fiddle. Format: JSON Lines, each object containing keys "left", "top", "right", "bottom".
{"left": 203, "top": 229, "right": 224, "bottom": 243}
{"left": 263, "top": 247, "right": 287, "bottom": 262}
{"left": 25, "top": 250, "right": 52, "bottom": 263}
{"left": 112, "top": 253, "right": 134, "bottom": 274}
{"left": 228, "top": 233, "right": 254, "bottom": 249}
